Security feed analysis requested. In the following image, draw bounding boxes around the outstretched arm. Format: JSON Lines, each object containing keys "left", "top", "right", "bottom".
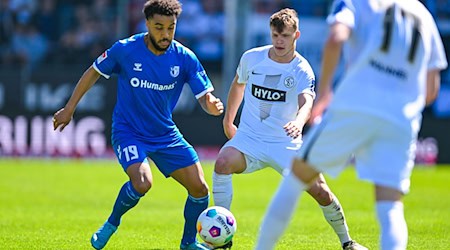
{"left": 222, "top": 75, "right": 245, "bottom": 139}
{"left": 53, "top": 66, "right": 101, "bottom": 131}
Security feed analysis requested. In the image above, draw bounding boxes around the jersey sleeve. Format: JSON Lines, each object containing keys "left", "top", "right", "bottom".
{"left": 236, "top": 52, "right": 249, "bottom": 84}
{"left": 427, "top": 18, "right": 448, "bottom": 71}
{"left": 185, "top": 50, "right": 214, "bottom": 99}
{"left": 92, "top": 41, "right": 121, "bottom": 79}
{"left": 327, "top": 0, "right": 355, "bottom": 28}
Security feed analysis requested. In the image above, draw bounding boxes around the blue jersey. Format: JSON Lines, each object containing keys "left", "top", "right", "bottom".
{"left": 92, "top": 33, "right": 214, "bottom": 144}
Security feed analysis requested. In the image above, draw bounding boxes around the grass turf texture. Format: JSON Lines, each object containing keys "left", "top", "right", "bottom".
{"left": 0, "top": 159, "right": 449, "bottom": 249}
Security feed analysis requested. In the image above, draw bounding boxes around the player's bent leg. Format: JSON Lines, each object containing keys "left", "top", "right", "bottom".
{"left": 306, "top": 174, "right": 333, "bottom": 205}
{"left": 302, "top": 163, "right": 367, "bottom": 250}
{"left": 307, "top": 175, "right": 351, "bottom": 243}
{"left": 375, "top": 185, "right": 407, "bottom": 250}
{"left": 172, "top": 161, "right": 209, "bottom": 197}
{"left": 108, "top": 162, "right": 151, "bottom": 225}
{"left": 126, "top": 161, "right": 153, "bottom": 194}
{"left": 213, "top": 147, "right": 246, "bottom": 210}
{"left": 91, "top": 162, "right": 151, "bottom": 250}
{"left": 172, "top": 162, "right": 210, "bottom": 248}
{"left": 214, "top": 147, "right": 247, "bottom": 175}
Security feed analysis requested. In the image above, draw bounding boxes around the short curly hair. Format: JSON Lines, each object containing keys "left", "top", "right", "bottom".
{"left": 143, "top": 0, "right": 182, "bottom": 20}
{"left": 270, "top": 8, "right": 299, "bottom": 33}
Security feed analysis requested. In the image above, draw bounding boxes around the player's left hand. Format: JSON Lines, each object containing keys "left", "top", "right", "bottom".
{"left": 284, "top": 121, "right": 303, "bottom": 139}
{"left": 206, "top": 93, "right": 224, "bottom": 116}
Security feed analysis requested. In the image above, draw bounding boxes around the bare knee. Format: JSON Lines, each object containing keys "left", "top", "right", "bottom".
{"left": 126, "top": 162, "right": 153, "bottom": 195}
{"left": 214, "top": 148, "right": 246, "bottom": 174}
{"left": 189, "top": 181, "right": 209, "bottom": 198}
{"left": 131, "top": 178, "right": 152, "bottom": 195}
{"left": 215, "top": 155, "right": 234, "bottom": 174}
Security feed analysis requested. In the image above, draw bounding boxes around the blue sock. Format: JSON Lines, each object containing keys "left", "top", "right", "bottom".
{"left": 107, "top": 181, "right": 143, "bottom": 227}
{"left": 181, "top": 194, "right": 209, "bottom": 245}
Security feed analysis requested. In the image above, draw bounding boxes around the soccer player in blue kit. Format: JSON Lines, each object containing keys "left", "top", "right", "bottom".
{"left": 52, "top": 0, "right": 224, "bottom": 249}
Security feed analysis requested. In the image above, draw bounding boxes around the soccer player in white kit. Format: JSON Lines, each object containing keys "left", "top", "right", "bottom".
{"left": 255, "top": 1, "right": 448, "bottom": 250}
{"left": 213, "top": 8, "right": 366, "bottom": 250}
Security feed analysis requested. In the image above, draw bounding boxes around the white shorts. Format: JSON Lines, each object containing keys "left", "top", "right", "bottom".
{"left": 222, "top": 130, "right": 301, "bottom": 174}
{"left": 299, "top": 110, "right": 418, "bottom": 194}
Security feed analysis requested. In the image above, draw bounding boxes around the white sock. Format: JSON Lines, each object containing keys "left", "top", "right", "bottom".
{"left": 376, "top": 201, "right": 407, "bottom": 250}
{"left": 212, "top": 172, "right": 233, "bottom": 210}
{"left": 320, "top": 197, "right": 351, "bottom": 244}
{"left": 255, "top": 172, "right": 308, "bottom": 250}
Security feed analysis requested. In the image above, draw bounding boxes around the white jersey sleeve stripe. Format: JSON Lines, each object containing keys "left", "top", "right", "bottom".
{"left": 92, "top": 62, "right": 111, "bottom": 79}
{"left": 195, "top": 87, "right": 214, "bottom": 99}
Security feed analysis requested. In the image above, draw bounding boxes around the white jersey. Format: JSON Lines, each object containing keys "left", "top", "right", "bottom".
{"left": 236, "top": 45, "right": 316, "bottom": 142}
{"left": 327, "top": 0, "right": 448, "bottom": 126}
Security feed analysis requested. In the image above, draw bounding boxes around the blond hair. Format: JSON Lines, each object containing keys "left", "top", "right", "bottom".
{"left": 269, "top": 8, "right": 299, "bottom": 32}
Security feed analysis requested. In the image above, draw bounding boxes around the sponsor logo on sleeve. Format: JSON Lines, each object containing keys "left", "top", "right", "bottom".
{"left": 96, "top": 51, "right": 108, "bottom": 64}
{"left": 197, "top": 70, "right": 206, "bottom": 78}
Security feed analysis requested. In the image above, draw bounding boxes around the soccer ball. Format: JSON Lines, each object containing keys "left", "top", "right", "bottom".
{"left": 196, "top": 206, "right": 237, "bottom": 247}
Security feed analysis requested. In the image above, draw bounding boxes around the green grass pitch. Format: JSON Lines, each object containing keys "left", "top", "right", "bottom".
{"left": 1, "top": 159, "right": 449, "bottom": 249}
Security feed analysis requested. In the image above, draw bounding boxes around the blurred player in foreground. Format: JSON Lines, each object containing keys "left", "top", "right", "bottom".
{"left": 255, "top": 0, "right": 448, "bottom": 249}
{"left": 213, "top": 8, "right": 366, "bottom": 250}
{"left": 53, "top": 0, "right": 223, "bottom": 249}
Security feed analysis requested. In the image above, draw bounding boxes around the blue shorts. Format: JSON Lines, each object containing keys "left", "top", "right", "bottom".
{"left": 112, "top": 134, "right": 199, "bottom": 177}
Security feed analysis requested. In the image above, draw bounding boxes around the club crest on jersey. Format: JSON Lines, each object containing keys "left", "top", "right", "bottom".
{"left": 284, "top": 76, "right": 295, "bottom": 88}
{"left": 252, "top": 84, "right": 286, "bottom": 102}
{"left": 96, "top": 51, "right": 108, "bottom": 64}
{"left": 170, "top": 66, "right": 180, "bottom": 77}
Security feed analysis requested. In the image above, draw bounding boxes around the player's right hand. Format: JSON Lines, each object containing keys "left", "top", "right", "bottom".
{"left": 53, "top": 108, "right": 74, "bottom": 132}
{"left": 223, "top": 122, "right": 237, "bottom": 139}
